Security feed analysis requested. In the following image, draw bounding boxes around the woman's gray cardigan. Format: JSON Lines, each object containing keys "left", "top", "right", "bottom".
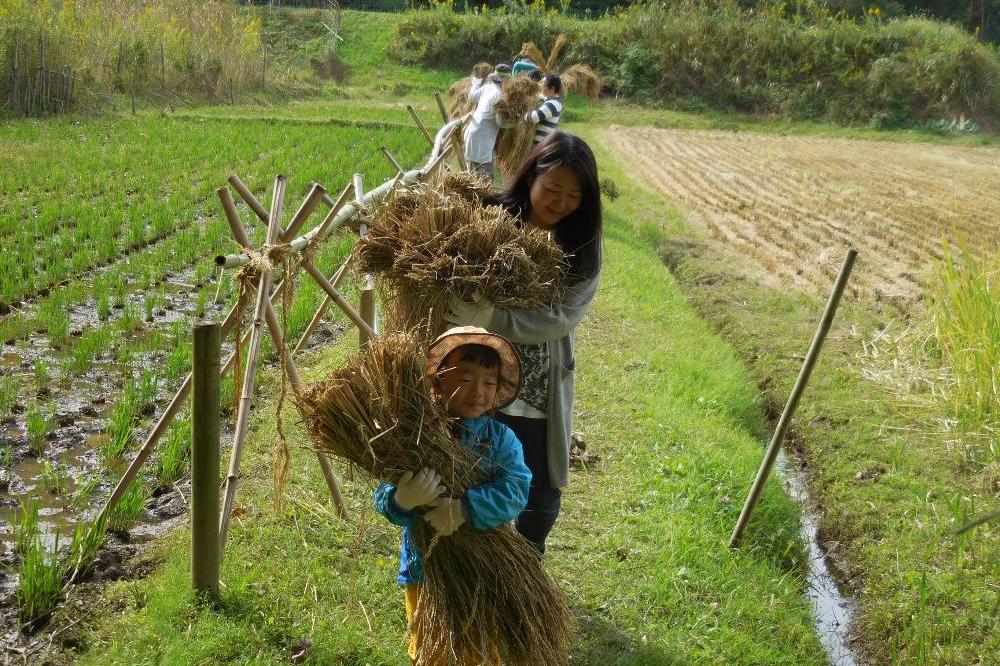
{"left": 463, "top": 269, "right": 600, "bottom": 488}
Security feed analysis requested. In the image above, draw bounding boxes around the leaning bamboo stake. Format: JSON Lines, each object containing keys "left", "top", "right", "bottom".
{"left": 729, "top": 248, "right": 857, "bottom": 548}
{"left": 219, "top": 175, "right": 285, "bottom": 549}
{"left": 433, "top": 90, "right": 449, "bottom": 124}
{"left": 292, "top": 259, "right": 351, "bottom": 354}
{"left": 228, "top": 175, "right": 270, "bottom": 223}
{"left": 381, "top": 146, "right": 404, "bottom": 174}
{"left": 280, "top": 182, "right": 327, "bottom": 243}
{"left": 302, "top": 261, "right": 376, "bottom": 339}
{"left": 406, "top": 104, "right": 435, "bottom": 146}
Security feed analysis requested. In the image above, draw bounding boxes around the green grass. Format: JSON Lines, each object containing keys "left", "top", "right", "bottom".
{"left": 52, "top": 144, "right": 826, "bottom": 665}
{"left": 588, "top": 126, "right": 1000, "bottom": 663}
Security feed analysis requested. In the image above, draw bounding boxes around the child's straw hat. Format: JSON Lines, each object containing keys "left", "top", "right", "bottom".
{"left": 425, "top": 326, "right": 522, "bottom": 409}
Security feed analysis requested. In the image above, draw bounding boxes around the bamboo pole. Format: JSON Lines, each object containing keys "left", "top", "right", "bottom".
{"left": 191, "top": 323, "right": 220, "bottom": 599}
{"left": 228, "top": 175, "right": 270, "bottom": 224}
{"left": 729, "top": 248, "right": 857, "bottom": 549}
{"left": 292, "top": 259, "right": 351, "bottom": 354}
{"left": 219, "top": 175, "right": 285, "bottom": 550}
{"left": 380, "top": 146, "right": 404, "bottom": 174}
{"left": 433, "top": 90, "right": 449, "bottom": 124}
{"left": 406, "top": 104, "right": 435, "bottom": 146}
{"left": 279, "top": 182, "right": 327, "bottom": 243}
{"left": 301, "top": 261, "right": 375, "bottom": 338}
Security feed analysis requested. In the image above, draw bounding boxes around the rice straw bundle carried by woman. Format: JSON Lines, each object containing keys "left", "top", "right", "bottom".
{"left": 559, "top": 64, "right": 603, "bottom": 102}
{"left": 494, "top": 75, "right": 542, "bottom": 182}
{"left": 447, "top": 61, "right": 492, "bottom": 118}
{"left": 494, "top": 75, "right": 540, "bottom": 127}
{"left": 298, "top": 331, "right": 571, "bottom": 666}
{"left": 354, "top": 174, "right": 566, "bottom": 334}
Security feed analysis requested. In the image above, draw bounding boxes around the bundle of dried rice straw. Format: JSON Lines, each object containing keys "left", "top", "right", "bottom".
{"left": 494, "top": 76, "right": 541, "bottom": 182}
{"left": 495, "top": 75, "right": 540, "bottom": 127}
{"left": 446, "top": 62, "right": 492, "bottom": 118}
{"left": 299, "top": 331, "right": 571, "bottom": 666}
{"left": 560, "top": 63, "right": 603, "bottom": 102}
{"left": 354, "top": 171, "right": 565, "bottom": 334}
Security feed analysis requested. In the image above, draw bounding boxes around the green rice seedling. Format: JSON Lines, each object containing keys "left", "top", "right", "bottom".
{"left": 155, "top": 419, "right": 191, "bottom": 488}
{"left": 14, "top": 499, "right": 40, "bottom": 559}
{"left": 65, "top": 516, "right": 108, "bottom": 583}
{"left": 97, "top": 293, "right": 111, "bottom": 321}
{"left": 929, "top": 248, "right": 1000, "bottom": 430}
{"left": 164, "top": 343, "right": 190, "bottom": 384}
{"left": 121, "top": 303, "right": 142, "bottom": 333}
{"left": 33, "top": 359, "right": 50, "bottom": 396}
{"left": 46, "top": 310, "right": 70, "bottom": 348}
{"left": 100, "top": 401, "right": 136, "bottom": 465}
{"left": 136, "top": 369, "right": 159, "bottom": 411}
{"left": 112, "top": 282, "right": 126, "bottom": 310}
{"left": 71, "top": 476, "right": 99, "bottom": 510}
{"left": 116, "top": 341, "right": 135, "bottom": 368}
{"left": 0, "top": 445, "right": 12, "bottom": 469}
{"left": 25, "top": 401, "right": 50, "bottom": 457}
{"left": 108, "top": 480, "right": 148, "bottom": 533}
{"left": 39, "top": 459, "right": 70, "bottom": 495}
{"left": 0, "top": 375, "right": 17, "bottom": 421}
{"left": 66, "top": 327, "right": 113, "bottom": 374}
{"left": 15, "top": 529, "right": 63, "bottom": 628}
{"left": 195, "top": 290, "right": 208, "bottom": 319}
{"left": 144, "top": 293, "right": 157, "bottom": 322}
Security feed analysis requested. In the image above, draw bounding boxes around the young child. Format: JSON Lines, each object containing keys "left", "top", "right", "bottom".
{"left": 525, "top": 73, "right": 563, "bottom": 145}
{"left": 374, "top": 325, "right": 531, "bottom": 665}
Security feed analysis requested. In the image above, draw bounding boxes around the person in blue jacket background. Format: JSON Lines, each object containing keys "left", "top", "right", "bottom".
{"left": 374, "top": 325, "right": 531, "bottom": 665}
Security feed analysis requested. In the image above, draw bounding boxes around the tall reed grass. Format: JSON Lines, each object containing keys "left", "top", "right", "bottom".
{"left": 928, "top": 247, "right": 1000, "bottom": 430}
{"left": 0, "top": 0, "right": 265, "bottom": 107}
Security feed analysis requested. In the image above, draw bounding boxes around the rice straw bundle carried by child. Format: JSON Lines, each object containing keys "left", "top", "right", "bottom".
{"left": 494, "top": 75, "right": 540, "bottom": 127}
{"left": 559, "top": 63, "right": 603, "bottom": 102}
{"left": 447, "top": 61, "right": 493, "bottom": 118}
{"left": 299, "top": 330, "right": 571, "bottom": 666}
{"left": 354, "top": 173, "right": 565, "bottom": 334}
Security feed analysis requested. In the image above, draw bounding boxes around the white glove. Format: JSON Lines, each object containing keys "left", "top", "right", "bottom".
{"left": 394, "top": 468, "right": 445, "bottom": 511}
{"left": 444, "top": 293, "right": 494, "bottom": 327}
{"left": 424, "top": 498, "right": 467, "bottom": 536}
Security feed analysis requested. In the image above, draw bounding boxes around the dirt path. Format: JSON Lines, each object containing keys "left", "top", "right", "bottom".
{"left": 602, "top": 126, "right": 1000, "bottom": 301}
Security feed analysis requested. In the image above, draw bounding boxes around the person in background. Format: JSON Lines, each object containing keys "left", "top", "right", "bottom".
{"left": 464, "top": 64, "right": 512, "bottom": 180}
{"left": 445, "top": 132, "right": 603, "bottom": 555}
{"left": 525, "top": 73, "right": 563, "bottom": 146}
{"left": 512, "top": 54, "right": 539, "bottom": 77}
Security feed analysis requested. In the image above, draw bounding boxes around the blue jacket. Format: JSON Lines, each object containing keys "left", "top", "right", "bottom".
{"left": 373, "top": 415, "right": 531, "bottom": 584}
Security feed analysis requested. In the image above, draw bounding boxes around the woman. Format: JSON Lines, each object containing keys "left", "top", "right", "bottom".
{"left": 445, "top": 131, "right": 603, "bottom": 554}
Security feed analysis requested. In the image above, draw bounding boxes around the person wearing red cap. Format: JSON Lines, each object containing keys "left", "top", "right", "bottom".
{"left": 373, "top": 326, "right": 531, "bottom": 665}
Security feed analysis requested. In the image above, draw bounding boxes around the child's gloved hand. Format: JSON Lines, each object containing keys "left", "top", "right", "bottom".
{"left": 424, "top": 498, "right": 467, "bottom": 536}
{"left": 394, "top": 468, "right": 445, "bottom": 511}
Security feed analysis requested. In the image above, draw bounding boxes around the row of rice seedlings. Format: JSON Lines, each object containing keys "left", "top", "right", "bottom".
{"left": 155, "top": 418, "right": 191, "bottom": 489}
{"left": 100, "top": 400, "right": 137, "bottom": 466}
{"left": 928, "top": 247, "right": 1000, "bottom": 434}
{"left": 35, "top": 292, "right": 70, "bottom": 349}
{"left": 25, "top": 401, "right": 52, "bottom": 457}
{"left": 1, "top": 444, "right": 12, "bottom": 469}
{"left": 14, "top": 500, "right": 41, "bottom": 559}
{"left": 39, "top": 458, "right": 71, "bottom": 495}
{"left": 0, "top": 374, "right": 17, "bottom": 421}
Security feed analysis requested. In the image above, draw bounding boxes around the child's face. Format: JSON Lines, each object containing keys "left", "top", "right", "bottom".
{"left": 436, "top": 351, "right": 500, "bottom": 419}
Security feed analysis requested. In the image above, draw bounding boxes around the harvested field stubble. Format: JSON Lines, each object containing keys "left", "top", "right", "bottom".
{"left": 606, "top": 126, "right": 1000, "bottom": 301}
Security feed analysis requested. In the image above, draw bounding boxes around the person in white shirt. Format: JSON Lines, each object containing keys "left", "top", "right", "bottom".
{"left": 463, "top": 64, "right": 512, "bottom": 180}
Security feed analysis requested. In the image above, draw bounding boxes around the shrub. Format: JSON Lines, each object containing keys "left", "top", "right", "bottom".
{"left": 391, "top": 1, "right": 1000, "bottom": 126}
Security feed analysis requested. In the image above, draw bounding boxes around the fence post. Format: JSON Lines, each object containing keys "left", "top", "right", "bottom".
{"left": 191, "top": 322, "right": 221, "bottom": 600}
{"left": 11, "top": 31, "right": 18, "bottom": 114}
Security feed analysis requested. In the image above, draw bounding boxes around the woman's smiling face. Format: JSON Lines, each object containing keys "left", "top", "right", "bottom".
{"left": 527, "top": 166, "right": 582, "bottom": 230}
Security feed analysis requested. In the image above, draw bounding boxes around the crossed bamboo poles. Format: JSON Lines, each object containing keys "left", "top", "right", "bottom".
{"left": 89, "top": 109, "right": 462, "bottom": 559}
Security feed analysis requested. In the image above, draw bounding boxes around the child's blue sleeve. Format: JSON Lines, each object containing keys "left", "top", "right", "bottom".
{"left": 464, "top": 424, "right": 532, "bottom": 531}
{"left": 374, "top": 482, "right": 418, "bottom": 528}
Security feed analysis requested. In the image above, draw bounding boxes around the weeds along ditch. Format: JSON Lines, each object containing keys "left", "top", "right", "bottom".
{"left": 0, "top": 112, "right": 430, "bottom": 630}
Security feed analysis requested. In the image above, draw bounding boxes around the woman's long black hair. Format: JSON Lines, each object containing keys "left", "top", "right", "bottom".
{"left": 492, "top": 131, "right": 602, "bottom": 282}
